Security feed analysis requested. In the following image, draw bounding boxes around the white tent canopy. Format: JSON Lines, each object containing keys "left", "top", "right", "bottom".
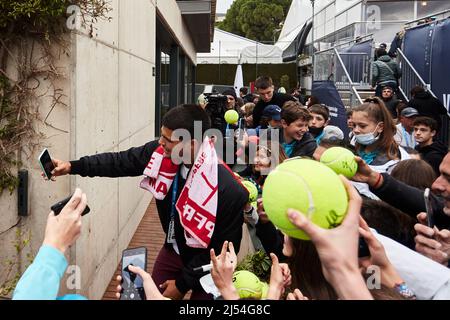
{"left": 275, "top": 0, "right": 312, "bottom": 52}
{"left": 197, "top": 28, "right": 283, "bottom": 64}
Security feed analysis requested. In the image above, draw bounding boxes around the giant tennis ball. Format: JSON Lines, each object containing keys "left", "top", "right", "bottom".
{"left": 260, "top": 282, "right": 269, "bottom": 299}
{"left": 320, "top": 147, "right": 357, "bottom": 178}
{"left": 262, "top": 159, "right": 348, "bottom": 240}
{"left": 242, "top": 180, "right": 258, "bottom": 202}
{"left": 232, "top": 270, "right": 263, "bottom": 299}
{"left": 224, "top": 110, "right": 239, "bottom": 124}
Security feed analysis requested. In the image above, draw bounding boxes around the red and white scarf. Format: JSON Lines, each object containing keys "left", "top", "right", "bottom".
{"left": 140, "top": 137, "right": 218, "bottom": 248}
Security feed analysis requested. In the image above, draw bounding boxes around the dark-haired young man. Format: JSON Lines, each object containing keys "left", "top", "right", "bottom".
{"left": 251, "top": 76, "right": 295, "bottom": 128}
{"left": 414, "top": 116, "right": 448, "bottom": 176}
{"left": 47, "top": 104, "right": 248, "bottom": 300}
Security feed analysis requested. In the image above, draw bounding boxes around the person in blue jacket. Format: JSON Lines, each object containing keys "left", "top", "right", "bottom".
{"left": 12, "top": 189, "right": 88, "bottom": 300}
{"left": 12, "top": 188, "right": 174, "bottom": 300}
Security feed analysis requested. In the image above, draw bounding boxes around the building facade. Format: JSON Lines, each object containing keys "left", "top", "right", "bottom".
{"left": 0, "top": 0, "right": 215, "bottom": 299}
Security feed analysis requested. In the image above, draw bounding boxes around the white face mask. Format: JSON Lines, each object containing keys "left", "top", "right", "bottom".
{"left": 355, "top": 124, "right": 381, "bottom": 145}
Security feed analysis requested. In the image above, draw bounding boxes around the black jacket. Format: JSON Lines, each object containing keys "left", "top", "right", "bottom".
{"left": 255, "top": 221, "right": 286, "bottom": 261}
{"left": 416, "top": 141, "right": 448, "bottom": 176}
{"left": 70, "top": 140, "right": 248, "bottom": 294}
{"left": 383, "top": 96, "right": 400, "bottom": 119}
{"left": 371, "top": 173, "right": 450, "bottom": 230}
{"left": 279, "top": 130, "right": 317, "bottom": 158}
{"left": 252, "top": 93, "right": 296, "bottom": 128}
{"left": 407, "top": 91, "right": 449, "bottom": 129}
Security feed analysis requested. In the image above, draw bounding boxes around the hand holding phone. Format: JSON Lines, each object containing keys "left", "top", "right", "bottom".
{"left": 424, "top": 188, "right": 435, "bottom": 229}
{"left": 358, "top": 236, "right": 370, "bottom": 258}
{"left": 120, "top": 247, "right": 147, "bottom": 300}
{"left": 38, "top": 148, "right": 55, "bottom": 180}
{"left": 51, "top": 194, "right": 90, "bottom": 216}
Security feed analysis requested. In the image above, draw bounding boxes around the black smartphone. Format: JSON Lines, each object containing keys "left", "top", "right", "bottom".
{"left": 424, "top": 188, "right": 435, "bottom": 228}
{"left": 38, "top": 148, "right": 55, "bottom": 180}
{"left": 358, "top": 236, "right": 370, "bottom": 258}
{"left": 50, "top": 194, "right": 90, "bottom": 216}
{"left": 120, "top": 247, "right": 147, "bottom": 300}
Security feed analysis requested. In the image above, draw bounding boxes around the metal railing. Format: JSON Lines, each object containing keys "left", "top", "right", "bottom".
{"left": 404, "top": 8, "right": 450, "bottom": 28}
{"left": 335, "top": 52, "right": 371, "bottom": 87}
{"left": 334, "top": 48, "right": 364, "bottom": 106}
{"left": 397, "top": 48, "right": 437, "bottom": 102}
{"left": 314, "top": 47, "right": 366, "bottom": 107}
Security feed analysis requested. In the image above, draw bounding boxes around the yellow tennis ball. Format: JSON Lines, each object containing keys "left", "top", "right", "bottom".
{"left": 232, "top": 270, "right": 263, "bottom": 299}
{"left": 242, "top": 180, "right": 258, "bottom": 202}
{"left": 224, "top": 110, "right": 239, "bottom": 124}
{"left": 260, "top": 282, "right": 269, "bottom": 299}
{"left": 262, "top": 159, "right": 348, "bottom": 240}
{"left": 320, "top": 147, "right": 357, "bottom": 178}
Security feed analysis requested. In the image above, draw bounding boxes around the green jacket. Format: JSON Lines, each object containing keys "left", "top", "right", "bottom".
{"left": 371, "top": 55, "right": 401, "bottom": 87}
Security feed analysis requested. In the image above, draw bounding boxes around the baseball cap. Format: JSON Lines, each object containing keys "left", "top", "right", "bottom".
{"left": 400, "top": 107, "right": 419, "bottom": 118}
{"left": 322, "top": 125, "right": 344, "bottom": 141}
{"left": 262, "top": 105, "right": 282, "bottom": 121}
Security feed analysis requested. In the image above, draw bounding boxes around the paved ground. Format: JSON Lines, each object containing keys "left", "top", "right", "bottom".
{"left": 102, "top": 200, "right": 166, "bottom": 300}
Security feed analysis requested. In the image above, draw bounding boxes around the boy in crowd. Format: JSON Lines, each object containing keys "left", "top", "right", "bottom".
{"left": 251, "top": 76, "right": 295, "bottom": 128}
{"left": 279, "top": 101, "right": 317, "bottom": 158}
{"left": 308, "top": 104, "right": 330, "bottom": 145}
{"left": 414, "top": 116, "right": 448, "bottom": 176}
{"left": 381, "top": 85, "right": 400, "bottom": 120}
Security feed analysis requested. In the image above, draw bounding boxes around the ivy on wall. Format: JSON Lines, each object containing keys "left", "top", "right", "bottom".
{"left": 0, "top": 0, "right": 111, "bottom": 194}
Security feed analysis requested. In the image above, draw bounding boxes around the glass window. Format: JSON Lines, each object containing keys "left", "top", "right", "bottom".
{"left": 315, "top": 24, "right": 325, "bottom": 39}
{"left": 347, "top": 3, "right": 362, "bottom": 24}
{"left": 160, "top": 52, "right": 170, "bottom": 122}
{"left": 316, "top": 10, "right": 326, "bottom": 26}
{"left": 366, "top": 1, "right": 414, "bottom": 21}
{"left": 325, "top": 19, "right": 335, "bottom": 35}
{"left": 335, "top": 12, "right": 347, "bottom": 30}
{"left": 184, "top": 59, "right": 194, "bottom": 104}
{"left": 325, "top": 3, "right": 336, "bottom": 22}
{"left": 417, "top": 1, "right": 450, "bottom": 19}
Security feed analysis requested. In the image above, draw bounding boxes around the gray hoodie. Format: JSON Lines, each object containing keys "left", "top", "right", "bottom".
{"left": 371, "top": 55, "right": 402, "bottom": 87}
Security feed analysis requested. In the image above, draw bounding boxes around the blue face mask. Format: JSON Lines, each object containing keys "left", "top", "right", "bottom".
{"left": 355, "top": 125, "right": 381, "bottom": 145}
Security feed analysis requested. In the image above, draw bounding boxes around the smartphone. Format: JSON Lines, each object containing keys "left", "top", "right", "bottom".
{"left": 120, "top": 247, "right": 147, "bottom": 300}
{"left": 50, "top": 194, "right": 90, "bottom": 216}
{"left": 38, "top": 148, "right": 55, "bottom": 180}
{"left": 424, "top": 188, "right": 434, "bottom": 228}
{"left": 358, "top": 236, "right": 370, "bottom": 258}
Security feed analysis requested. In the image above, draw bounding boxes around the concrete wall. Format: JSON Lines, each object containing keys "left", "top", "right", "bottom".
{"left": 155, "top": 0, "right": 197, "bottom": 64}
{"left": 71, "top": 0, "right": 156, "bottom": 299}
{"left": 0, "top": 41, "right": 72, "bottom": 297}
{"left": 0, "top": 0, "right": 198, "bottom": 300}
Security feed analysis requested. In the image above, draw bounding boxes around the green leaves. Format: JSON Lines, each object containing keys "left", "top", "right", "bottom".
{"left": 236, "top": 250, "right": 272, "bottom": 282}
{"left": 0, "top": 1, "right": 111, "bottom": 195}
{"left": 0, "top": 0, "right": 111, "bottom": 35}
{"left": 218, "top": 0, "right": 292, "bottom": 43}
{"left": 0, "top": 0, "right": 70, "bottom": 32}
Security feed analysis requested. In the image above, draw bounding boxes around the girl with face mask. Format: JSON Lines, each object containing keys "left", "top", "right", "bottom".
{"left": 352, "top": 97, "right": 403, "bottom": 166}
{"left": 351, "top": 97, "right": 411, "bottom": 199}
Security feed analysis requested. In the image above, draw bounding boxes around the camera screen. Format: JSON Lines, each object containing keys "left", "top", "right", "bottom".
{"left": 122, "top": 253, "right": 146, "bottom": 288}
